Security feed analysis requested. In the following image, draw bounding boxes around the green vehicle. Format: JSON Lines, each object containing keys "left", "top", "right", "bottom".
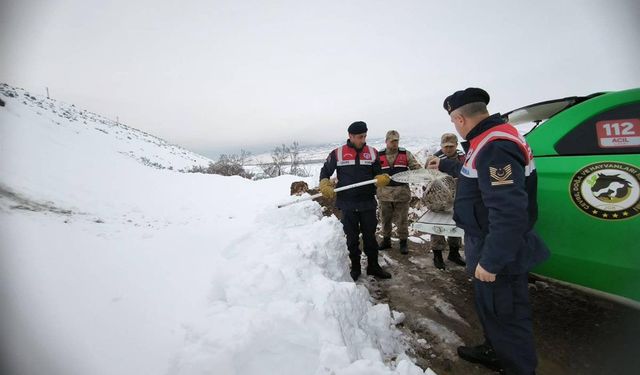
{"left": 413, "top": 88, "right": 639, "bottom": 307}
{"left": 505, "top": 88, "right": 640, "bottom": 306}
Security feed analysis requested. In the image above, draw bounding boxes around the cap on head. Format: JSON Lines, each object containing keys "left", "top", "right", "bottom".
{"left": 443, "top": 87, "right": 490, "bottom": 114}
{"left": 440, "top": 132, "right": 458, "bottom": 146}
{"left": 385, "top": 130, "right": 400, "bottom": 141}
{"left": 348, "top": 121, "right": 368, "bottom": 135}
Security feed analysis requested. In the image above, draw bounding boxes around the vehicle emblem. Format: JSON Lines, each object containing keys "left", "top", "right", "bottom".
{"left": 570, "top": 162, "right": 640, "bottom": 220}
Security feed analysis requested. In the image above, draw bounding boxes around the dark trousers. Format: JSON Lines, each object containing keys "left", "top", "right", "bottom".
{"left": 340, "top": 208, "right": 378, "bottom": 260}
{"left": 473, "top": 274, "right": 537, "bottom": 375}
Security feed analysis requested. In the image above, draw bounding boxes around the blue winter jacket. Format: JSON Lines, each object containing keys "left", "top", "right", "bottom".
{"left": 319, "top": 140, "right": 382, "bottom": 211}
{"left": 441, "top": 114, "right": 550, "bottom": 275}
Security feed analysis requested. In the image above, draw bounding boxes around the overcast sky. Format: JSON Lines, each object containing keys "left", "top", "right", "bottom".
{"left": 2, "top": 0, "right": 639, "bottom": 157}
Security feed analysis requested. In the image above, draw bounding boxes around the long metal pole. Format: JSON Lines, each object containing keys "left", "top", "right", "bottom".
{"left": 277, "top": 179, "right": 377, "bottom": 208}
{"left": 276, "top": 169, "right": 442, "bottom": 208}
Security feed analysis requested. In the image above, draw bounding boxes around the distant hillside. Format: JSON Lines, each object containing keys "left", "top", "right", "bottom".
{"left": 0, "top": 83, "right": 212, "bottom": 171}
{"left": 249, "top": 136, "right": 442, "bottom": 167}
{"left": 0, "top": 82, "right": 445, "bottom": 181}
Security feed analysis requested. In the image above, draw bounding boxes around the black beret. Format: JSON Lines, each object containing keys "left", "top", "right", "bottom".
{"left": 443, "top": 87, "right": 490, "bottom": 114}
{"left": 348, "top": 121, "right": 368, "bottom": 134}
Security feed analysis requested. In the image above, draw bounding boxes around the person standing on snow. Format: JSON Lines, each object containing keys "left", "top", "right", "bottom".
{"left": 376, "top": 130, "right": 422, "bottom": 255}
{"left": 430, "top": 87, "right": 549, "bottom": 375}
{"left": 319, "top": 121, "right": 393, "bottom": 281}
{"left": 425, "top": 132, "right": 466, "bottom": 269}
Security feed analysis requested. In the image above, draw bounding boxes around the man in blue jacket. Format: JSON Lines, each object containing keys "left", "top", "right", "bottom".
{"left": 429, "top": 88, "right": 549, "bottom": 375}
{"left": 319, "top": 121, "right": 392, "bottom": 281}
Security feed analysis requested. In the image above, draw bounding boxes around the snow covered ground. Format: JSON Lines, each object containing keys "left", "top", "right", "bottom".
{"left": 0, "top": 84, "right": 435, "bottom": 375}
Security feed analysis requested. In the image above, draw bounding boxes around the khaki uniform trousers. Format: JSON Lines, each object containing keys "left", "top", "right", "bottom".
{"left": 378, "top": 184, "right": 411, "bottom": 240}
{"left": 431, "top": 235, "right": 461, "bottom": 251}
{"left": 379, "top": 201, "right": 410, "bottom": 240}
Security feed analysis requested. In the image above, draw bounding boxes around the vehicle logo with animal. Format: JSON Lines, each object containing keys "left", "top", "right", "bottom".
{"left": 570, "top": 162, "right": 640, "bottom": 220}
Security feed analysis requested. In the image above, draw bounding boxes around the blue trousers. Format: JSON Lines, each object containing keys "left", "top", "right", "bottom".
{"left": 473, "top": 274, "right": 537, "bottom": 375}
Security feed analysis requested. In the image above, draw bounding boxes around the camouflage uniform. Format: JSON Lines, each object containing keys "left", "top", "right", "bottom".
{"left": 428, "top": 133, "right": 467, "bottom": 268}
{"left": 429, "top": 147, "right": 465, "bottom": 252}
{"left": 430, "top": 233, "right": 461, "bottom": 252}
{"left": 377, "top": 148, "right": 422, "bottom": 240}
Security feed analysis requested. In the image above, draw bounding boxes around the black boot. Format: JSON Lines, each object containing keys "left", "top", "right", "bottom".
{"left": 447, "top": 247, "right": 466, "bottom": 266}
{"left": 433, "top": 250, "right": 445, "bottom": 270}
{"left": 399, "top": 239, "right": 408, "bottom": 254}
{"left": 378, "top": 236, "right": 391, "bottom": 250}
{"left": 457, "top": 342, "right": 503, "bottom": 372}
{"left": 367, "top": 257, "right": 391, "bottom": 279}
{"left": 350, "top": 256, "right": 361, "bottom": 281}
{"left": 350, "top": 265, "right": 361, "bottom": 281}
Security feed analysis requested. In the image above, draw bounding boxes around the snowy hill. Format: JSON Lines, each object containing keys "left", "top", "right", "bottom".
{"left": 0, "top": 84, "right": 434, "bottom": 375}
{"left": 0, "top": 83, "right": 212, "bottom": 171}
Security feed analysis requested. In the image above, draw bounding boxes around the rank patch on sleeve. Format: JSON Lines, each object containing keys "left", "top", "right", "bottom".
{"left": 489, "top": 165, "right": 514, "bottom": 186}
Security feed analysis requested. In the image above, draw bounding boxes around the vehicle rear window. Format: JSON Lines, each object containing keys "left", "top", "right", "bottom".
{"left": 555, "top": 102, "right": 640, "bottom": 155}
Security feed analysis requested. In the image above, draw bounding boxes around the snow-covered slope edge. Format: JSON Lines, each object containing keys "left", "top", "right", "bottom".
{"left": 0, "top": 84, "right": 433, "bottom": 375}
{"left": 0, "top": 83, "right": 212, "bottom": 171}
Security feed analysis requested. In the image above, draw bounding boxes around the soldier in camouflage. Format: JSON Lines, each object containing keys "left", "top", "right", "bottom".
{"left": 377, "top": 130, "right": 422, "bottom": 254}
{"left": 426, "top": 133, "right": 466, "bottom": 269}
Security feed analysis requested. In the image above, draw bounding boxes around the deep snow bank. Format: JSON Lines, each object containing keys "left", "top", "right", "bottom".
{"left": 0, "top": 85, "right": 433, "bottom": 375}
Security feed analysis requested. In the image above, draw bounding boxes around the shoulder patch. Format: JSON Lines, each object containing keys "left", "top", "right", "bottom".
{"left": 489, "top": 164, "right": 514, "bottom": 186}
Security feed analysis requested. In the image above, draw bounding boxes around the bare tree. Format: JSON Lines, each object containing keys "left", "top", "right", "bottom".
{"left": 289, "top": 141, "right": 309, "bottom": 177}
{"left": 265, "top": 143, "right": 289, "bottom": 177}
{"left": 238, "top": 149, "right": 252, "bottom": 167}
{"left": 187, "top": 150, "right": 254, "bottom": 179}
{"left": 257, "top": 141, "right": 310, "bottom": 178}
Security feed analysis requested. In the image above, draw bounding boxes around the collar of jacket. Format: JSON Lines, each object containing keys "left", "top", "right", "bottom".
{"left": 346, "top": 139, "right": 366, "bottom": 152}
{"left": 381, "top": 147, "right": 400, "bottom": 155}
{"left": 461, "top": 113, "right": 505, "bottom": 152}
